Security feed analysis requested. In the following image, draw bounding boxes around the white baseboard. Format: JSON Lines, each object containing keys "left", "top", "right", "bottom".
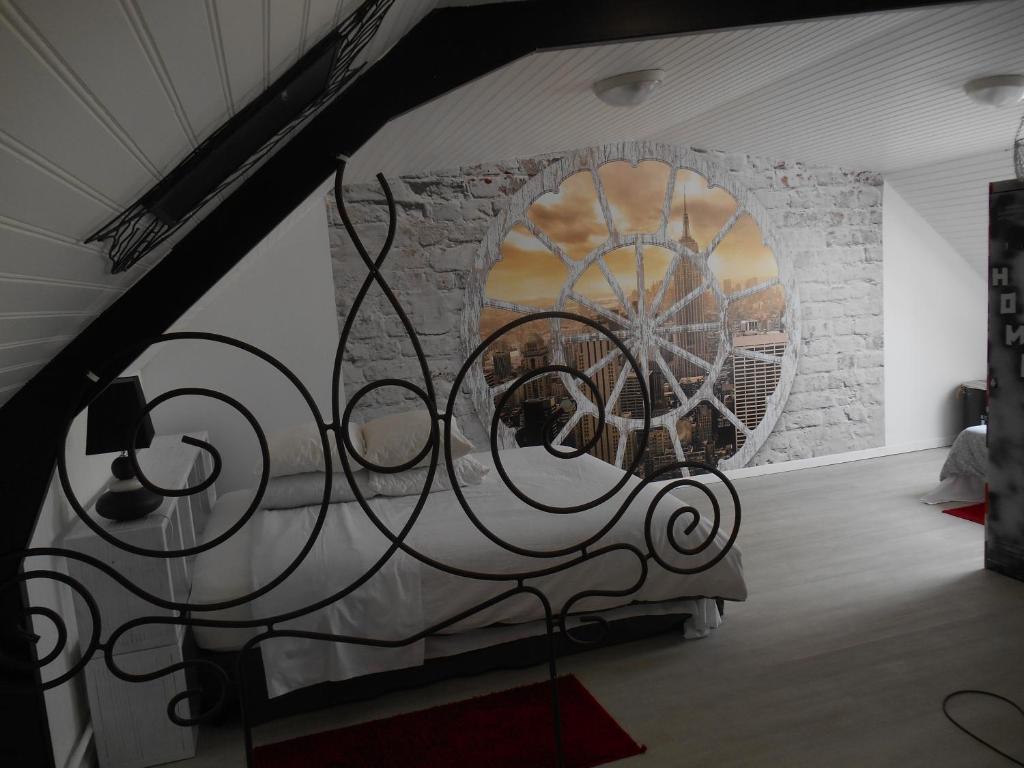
{"left": 64, "top": 724, "right": 93, "bottom": 768}
{"left": 699, "top": 436, "right": 954, "bottom": 485}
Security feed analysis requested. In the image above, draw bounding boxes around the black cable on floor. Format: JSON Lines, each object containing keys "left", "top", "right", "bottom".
{"left": 943, "top": 689, "right": 1024, "bottom": 766}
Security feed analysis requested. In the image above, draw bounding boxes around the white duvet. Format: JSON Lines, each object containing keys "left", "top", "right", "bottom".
{"left": 921, "top": 425, "right": 987, "bottom": 504}
{"left": 191, "top": 447, "right": 747, "bottom": 696}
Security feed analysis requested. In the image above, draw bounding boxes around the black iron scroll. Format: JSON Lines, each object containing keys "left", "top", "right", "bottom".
{"left": 1, "top": 159, "right": 740, "bottom": 768}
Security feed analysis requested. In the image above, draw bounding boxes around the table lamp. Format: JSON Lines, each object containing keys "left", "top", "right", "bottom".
{"left": 86, "top": 376, "right": 162, "bottom": 521}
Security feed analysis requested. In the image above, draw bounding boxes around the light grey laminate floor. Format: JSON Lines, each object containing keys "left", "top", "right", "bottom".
{"left": 180, "top": 449, "right": 1024, "bottom": 767}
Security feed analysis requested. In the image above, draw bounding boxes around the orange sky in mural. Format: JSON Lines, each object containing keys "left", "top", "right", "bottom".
{"left": 667, "top": 169, "right": 739, "bottom": 249}
{"left": 709, "top": 214, "right": 778, "bottom": 285}
{"left": 526, "top": 171, "right": 608, "bottom": 260}
{"left": 599, "top": 161, "right": 670, "bottom": 235}
{"left": 489, "top": 161, "right": 779, "bottom": 307}
{"left": 486, "top": 223, "right": 567, "bottom": 307}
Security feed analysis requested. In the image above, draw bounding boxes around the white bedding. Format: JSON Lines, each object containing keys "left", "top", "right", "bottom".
{"left": 940, "top": 425, "right": 987, "bottom": 482}
{"left": 191, "top": 447, "right": 747, "bottom": 696}
{"left": 921, "top": 425, "right": 987, "bottom": 504}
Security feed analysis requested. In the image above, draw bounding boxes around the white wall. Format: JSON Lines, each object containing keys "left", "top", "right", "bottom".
{"left": 882, "top": 181, "right": 987, "bottom": 450}
{"left": 28, "top": 411, "right": 115, "bottom": 768}
{"left": 138, "top": 189, "right": 339, "bottom": 494}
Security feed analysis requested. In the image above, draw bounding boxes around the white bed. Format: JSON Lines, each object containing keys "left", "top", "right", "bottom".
{"left": 921, "top": 424, "right": 987, "bottom": 505}
{"left": 190, "top": 446, "right": 747, "bottom": 696}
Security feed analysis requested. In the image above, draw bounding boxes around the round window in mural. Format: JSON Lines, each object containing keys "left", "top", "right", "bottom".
{"left": 467, "top": 144, "right": 799, "bottom": 477}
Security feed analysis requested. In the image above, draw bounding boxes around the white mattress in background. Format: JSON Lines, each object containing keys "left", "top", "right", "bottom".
{"left": 940, "top": 424, "right": 988, "bottom": 482}
{"left": 921, "top": 424, "right": 988, "bottom": 505}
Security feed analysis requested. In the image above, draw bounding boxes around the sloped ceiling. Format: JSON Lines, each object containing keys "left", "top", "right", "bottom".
{"left": 887, "top": 147, "right": 1013, "bottom": 272}
{"left": 349, "top": 1, "right": 1024, "bottom": 180}
{"left": 347, "top": 0, "right": 1022, "bottom": 276}
{"left": 0, "top": 0, "right": 1020, "bottom": 409}
{"left": 0, "top": 0, "right": 440, "bottom": 408}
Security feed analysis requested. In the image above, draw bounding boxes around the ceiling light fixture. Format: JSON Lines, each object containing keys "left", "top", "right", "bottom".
{"left": 964, "top": 75, "right": 1024, "bottom": 108}
{"left": 593, "top": 69, "right": 665, "bottom": 107}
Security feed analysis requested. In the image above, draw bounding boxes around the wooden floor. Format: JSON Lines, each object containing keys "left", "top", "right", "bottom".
{"left": 181, "top": 449, "right": 1024, "bottom": 767}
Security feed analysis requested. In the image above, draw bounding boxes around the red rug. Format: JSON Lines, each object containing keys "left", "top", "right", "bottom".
{"left": 943, "top": 502, "right": 986, "bottom": 525}
{"left": 253, "top": 675, "right": 645, "bottom": 768}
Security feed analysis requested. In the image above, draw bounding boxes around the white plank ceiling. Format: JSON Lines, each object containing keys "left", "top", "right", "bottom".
{"left": 349, "top": 0, "right": 1022, "bottom": 273}
{"left": 887, "top": 147, "right": 1014, "bottom": 272}
{"left": 0, "top": 0, "right": 439, "bottom": 407}
{"left": 0, "top": 0, "right": 1020, "bottom": 408}
{"left": 349, "top": 1, "right": 1024, "bottom": 179}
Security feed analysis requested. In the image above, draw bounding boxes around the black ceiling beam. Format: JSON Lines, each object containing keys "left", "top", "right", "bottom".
{"left": 532, "top": 0, "right": 979, "bottom": 48}
{"left": 0, "top": 0, "right": 980, "bottom": 760}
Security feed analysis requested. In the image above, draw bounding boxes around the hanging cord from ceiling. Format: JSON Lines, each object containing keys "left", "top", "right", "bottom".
{"left": 1015, "top": 111, "right": 1023, "bottom": 181}
{"left": 86, "top": 0, "right": 394, "bottom": 274}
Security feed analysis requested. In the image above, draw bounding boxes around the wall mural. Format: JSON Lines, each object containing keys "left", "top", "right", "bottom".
{"left": 465, "top": 143, "right": 801, "bottom": 476}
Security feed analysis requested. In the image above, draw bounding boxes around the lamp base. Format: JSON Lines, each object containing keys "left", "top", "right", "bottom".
{"left": 96, "top": 486, "right": 163, "bottom": 521}
{"left": 96, "top": 454, "right": 163, "bottom": 521}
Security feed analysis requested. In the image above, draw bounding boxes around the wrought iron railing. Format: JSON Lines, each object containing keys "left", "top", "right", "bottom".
{"left": 1, "top": 160, "right": 740, "bottom": 767}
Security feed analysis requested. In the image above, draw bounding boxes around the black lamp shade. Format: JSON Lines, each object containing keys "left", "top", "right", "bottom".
{"left": 86, "top": 376, "right": 155, "bottom": 456}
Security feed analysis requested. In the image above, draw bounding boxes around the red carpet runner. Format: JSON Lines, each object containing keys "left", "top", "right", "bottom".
{"left": 253, "top": 675, "right": 645, "bottom": 768}
{"left": 943, "top": 502, "right": 986, "bottom": 525}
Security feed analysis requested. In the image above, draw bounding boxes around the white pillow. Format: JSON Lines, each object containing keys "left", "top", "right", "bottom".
{"left": 368, "top": 455, "right": 490, "bottom": 497}
{"left": 359, "top": 410, "right": 474, "bottom": 470}
{"left": 259, "top": 470, "right": 374, "bottom": 510}
{"left": 266, "top": 421, "right": 365, "bottom": 478}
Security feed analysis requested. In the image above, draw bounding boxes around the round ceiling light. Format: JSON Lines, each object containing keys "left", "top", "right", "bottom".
{"left": 964, "top": 75, "right": 1024, "bottom": 108}
{"left": 593, "top": 69, "right": 665, "bottom": 107}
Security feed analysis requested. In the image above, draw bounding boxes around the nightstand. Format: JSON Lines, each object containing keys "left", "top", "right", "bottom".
{"left": 64, "top": 433, "right": 216, "bottom": 768}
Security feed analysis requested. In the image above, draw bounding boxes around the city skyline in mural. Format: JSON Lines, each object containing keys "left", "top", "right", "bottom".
{"left": 479, "top": 159, "right": 788, "bottom": 477}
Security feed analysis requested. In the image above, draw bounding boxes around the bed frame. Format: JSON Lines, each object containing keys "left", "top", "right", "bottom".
{"left": 0, "top": 159, "right": 741, "bottom": 767}
{"left": 198, "top": 607, "right": 727, "bottom": 726}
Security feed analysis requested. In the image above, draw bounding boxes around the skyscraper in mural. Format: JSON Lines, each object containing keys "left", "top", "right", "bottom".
{"left": 521, "top": 333, "right": 550, "bottom": 401}
{"left": 732, "top": 332, "right": 787, "bottom": 449}
{"left": 492, "top": 347, "right": 513, "bottom": 380}
{"left": 669, "top": 191, "right": 709, "bottom": 380}
{"left": 570, "top": 338, "right": 620, "bottom": 465}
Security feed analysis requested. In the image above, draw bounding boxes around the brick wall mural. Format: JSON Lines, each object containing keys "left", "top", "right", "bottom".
{"left": 328, "top": 142, "right": 884, "bottom": 472}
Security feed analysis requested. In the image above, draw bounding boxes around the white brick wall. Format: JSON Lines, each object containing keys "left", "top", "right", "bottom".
{"left": 327, "top": 148, "right": 883, "bottom": 465}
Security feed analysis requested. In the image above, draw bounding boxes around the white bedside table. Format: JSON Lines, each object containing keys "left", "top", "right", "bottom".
{"left": 64, "top": 433, "right": 217, "bottom": 768}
